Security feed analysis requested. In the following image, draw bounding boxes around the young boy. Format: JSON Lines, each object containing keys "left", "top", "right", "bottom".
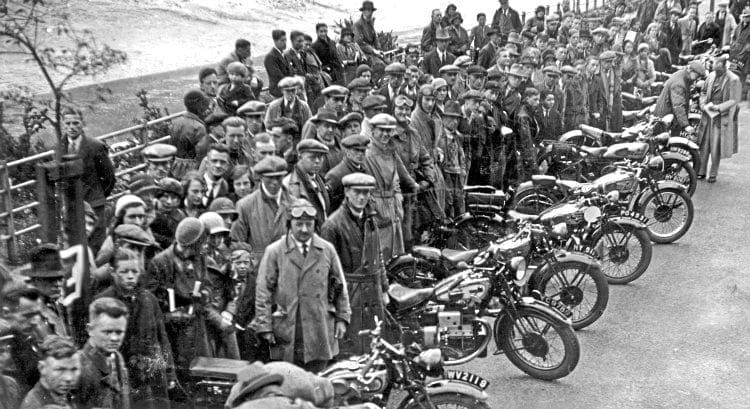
{"left": 151, "top": 177, "right": 186, "bottom": 250}
{"left": 437, "top": 101, "right": 466, "bottom": 218}
{"left": 217, "top": 62, "right": 256, "bottom": 115}
{"left": 537, "top": 90, "right": 562, "bottom": 142}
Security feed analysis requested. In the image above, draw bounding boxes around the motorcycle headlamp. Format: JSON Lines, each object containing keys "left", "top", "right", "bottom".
{"left": 582, "top": 206, "right": 602, "bottom": 224}
{"left": 510, "top": 256, "right": 529, "bottom": 286}
{"left": 552, "top": 222, "right": 568, "bottom": 237}
{"left": 648, "top": 155, "right": 665, "bottom": 171}
{"left": 417, "top": 348, "right": 444, "bottom": 370}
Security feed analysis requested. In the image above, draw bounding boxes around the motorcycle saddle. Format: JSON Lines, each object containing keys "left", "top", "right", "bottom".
{"left": 441, "top": 249, "right": 479, "bottom": 264}
{"left": 531, "top": 175, "right": 557, "bottom": 187}
{"left": 412, "top": 245, "right": 441, "bottom": 260}
{"left": 463, "top": 185, "right": 497, "bottom": 194}
{"left": 388, "top": 283, "right": 434, "bottom": 311}
{"left": 579, "top": 146, "right": 608, "bottom": 157}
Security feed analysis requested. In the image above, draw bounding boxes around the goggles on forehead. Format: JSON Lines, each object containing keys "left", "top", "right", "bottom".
{"left": 290, "top": 205, "right": 318, "bottom": 218}
{"left": 394, "top": 97, "right": 414, "bottom": 107}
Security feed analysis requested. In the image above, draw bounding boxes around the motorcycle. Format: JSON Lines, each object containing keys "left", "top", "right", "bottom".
{"left": 515, "top": 143, "right": 694, "bottom": 244}
{"left": 387, "top": 229, "right": 581, "bottom": 380}
{"left": 390, "top": 222, "right": 608, "bottom": 330}
{"left": 322, "top": 317, "right": 491, "bottom": 409}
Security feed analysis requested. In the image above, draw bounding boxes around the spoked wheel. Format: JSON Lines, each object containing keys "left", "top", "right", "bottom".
{"left": 454, "top": 217, "right": 510, "bottom": 250}
{"left": 388, "top": 259, "right": 439, "bottom": 288}
{"left": 497, "top": 309, "right": 580, "bottom": 380}
{"left": 533, "top": 260, "right": 609, "bottom": 330}
{"left": 663, "top": 158, "right": 697, "bottom": 196}
{"left": 514, "top": 187, "right": 565, "bottom": 215}
{"left": 594, "top": 223, "right": 654, "bottom": 284}
{"left": 402, "top": 393, "right": 491, "bottom": 409}
{"left": 639, "top": 187, "right": 694, "bottom": 243}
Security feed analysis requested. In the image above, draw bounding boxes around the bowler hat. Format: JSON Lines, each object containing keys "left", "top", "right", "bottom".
{"left": 23, "top": 244, "right": 64, "bottom": 279}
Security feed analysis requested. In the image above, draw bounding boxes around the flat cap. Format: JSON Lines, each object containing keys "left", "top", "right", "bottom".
{"left": 519, "top": 55, "right": 535, "bottom": 65}
{"left": 385, "top": 62, "right": 406, "bottom": 75}
{"left": 341, "top": 133, "right": 370, "bottom": 149}
{"left": 688, "top": 60, "right": 706, "bottom": 77}
{"left": 369, "top": 113, "right": 397, "bottom": 129}
{"left": 237, "top": 100, "right": 267, "bottom": 116}
{"left": 356, "top": 64, "right": 372, "bottom": 76}
{"left": 321, "top": 85, "right": 349, "bottom": 97}
{"left": 561, "top": 65, "right": 578, "bottom": 75}
{"left": 142, "top": 143, "right": 177, "bottom": 162}
{"left": 253, "top": 155, "right": 288, "bottom": 176}
{"left": 175, "top": 217, "right": 205, "bottom": 247}
{"left": 362, "top": 94, "right": 387, "bottom": 110}
{"left": 506, "top": 32, "right": 522, "bottom": 44}
{"left": 431, "top": 78, "right": 448, "bottom": 89}
{"left": 592, "top": 27, "right": 609, "bottom": 36}
{"left": 278, "top": 77, "right": 299, "bottom": 90}
{"left": 311, "top": 110, "right": 339, "bottom": 125}
{"left": 114, "top": 224, "right": 157, "bottom": 247}
{"left": 158, "top": 177, "right": 183, "bottom": 197}
{"left": 342, "top": 172, "right": 376, "bottom": 189}
{"left": 460, "top": 89, "right": 484, "bottom": 101}
{"left": 128, "top": 173, "right": 161, "bottom": 195}
{"left": 438, "top": 64, "right": 460, "bottom": 74}
{"left": 599, "top": 50, "right": 617, "bottom": 60}
{"left": 339, "top": 111, "right": 364, "bottom": 126}
{"left": 467, "top": 65, "right": 488, "bottom": 76}
{"left": 442, "top": 100, "right": 463, "bottom": 118}
{"left": 454, "top": 56, "right": 473, "bottom": 67}
{"left": 542, "top": 65, "right": 562, "bottom": 76}
{"left": 487, "top": 71, "right": 506, "bottom": 81}
{"left": 638, "top": 43, "right": 651, "bottom": 52}
{"left": 296, "top": 138, "right": 330, "bottom": 154}
{"left": 208, "top": 197, "right": 238, "bottom": 216}
{"left": 347, "top": 78, "right": 372, "bottom": 91}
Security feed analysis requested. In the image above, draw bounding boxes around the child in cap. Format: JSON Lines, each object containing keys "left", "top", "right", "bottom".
{"left": 217, "top": 62, "right": 256, "bottom": 115}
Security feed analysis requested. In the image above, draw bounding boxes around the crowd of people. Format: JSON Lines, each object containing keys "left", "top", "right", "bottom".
{"left": 0, "top": 0, "right": 746, "bottom": 407}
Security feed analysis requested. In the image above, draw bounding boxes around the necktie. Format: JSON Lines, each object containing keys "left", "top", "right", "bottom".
{"left": 68, "top": 140, "right": 77, "bottom": 154}
{"left": 302, "top": 243, "right": 308, "bottom": 257}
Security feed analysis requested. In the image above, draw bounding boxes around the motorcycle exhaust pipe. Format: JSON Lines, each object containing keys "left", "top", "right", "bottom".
{"left": 442, "top": 319, "right": 494, "bottom": 367}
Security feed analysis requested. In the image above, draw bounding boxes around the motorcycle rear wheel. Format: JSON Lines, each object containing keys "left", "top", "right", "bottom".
{"left": 400, "top": 393, "right": 490, "bottom": 409}
{"left": 514, "top": 186, "right": 565, "bottom": 215}
{"left": 454, "top": 217, "right": 509, "bottom": 250}
{"left": 594, "top": 224, "right": 653, "bottom": 284}
{"left": 662, "top": 157, "right": 697, "bottom": 196}
{"left": 497, "top": 309, "right": 580, "bottom": 380}
{"left": 639, "top": 187, "right": 694, "bottom": 244}
{"left": 533, "top": 260, "right": 609, "bottom": 330}
{"left": 388, "top": 258, "right": 440, "bottom": 288}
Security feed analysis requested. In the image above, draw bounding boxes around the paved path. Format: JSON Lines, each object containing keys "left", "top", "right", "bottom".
{"left": 458, "top": 109, "right": 750, "bottom": 408}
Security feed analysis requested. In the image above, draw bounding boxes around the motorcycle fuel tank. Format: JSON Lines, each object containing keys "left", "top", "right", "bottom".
{"left": 593, "top": 169, "right": 637, "bottom": 193}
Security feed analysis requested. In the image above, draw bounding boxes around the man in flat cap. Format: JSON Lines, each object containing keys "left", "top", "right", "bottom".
{"left": 283, "top": 139, "right": 330, "bottom": 227}
{"left": 339, "top": 111, "right": 364, "bottom": 138}
{"left": 466, "top": 65, "right": 488, "bottom": 91}
{"left": 143, "top": 143, "right": 177, "bottom": 180}
{"left": 321, "top": 173, "right": 388, "bottom": 356}
{"left": 254, "top": 198, "right": 351, "bottom": 373}
{"left": 264, "top": 77, "right": 313, "bottom": 143}
{"left": 599, "top": 51, "right": 623, "bottom": 131}
{"left": 237, "top": 100, "right": 267, "bottom": 139}
{"left": 308, "top": 110, "right": 344, "bottom": 175}
{"left": 379, "top": 62, "right": 407, "bottom": 113}
{"left": 422, "top": 28, "right": 457, "bottom": 76}
{"left": 346, "top": 78, "right": 371, "bottom": 113}
{"left": 325, "top": 134, "right": 370, "bottom": 210}
{"left": 22, "top": 244, "right": 69, "bottom": 338}
{"left": 654, "top": 60, "right": 705, "bottom": 135}
{"left": 364, "top": 114, "right": 419, "bottom": 259}
{"left": 539, "top": 65, "right": 565, "bottom": 120}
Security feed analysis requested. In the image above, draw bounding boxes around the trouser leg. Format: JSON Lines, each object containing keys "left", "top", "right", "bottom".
{"left": 709, "top": 133, "right": 721, "bottom": 178}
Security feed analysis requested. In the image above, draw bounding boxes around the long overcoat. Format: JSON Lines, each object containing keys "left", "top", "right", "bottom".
{"left": 231, "top": 186, "right": 293, "bottom": 260}
{"left": 254, "top": 234, "right": 351, "bottom": 363}
{"left": 699, "top": 70, "right": 742, "bottom": 159}
{"left": 410, "top": 105, "right": 447, "bottom": 209}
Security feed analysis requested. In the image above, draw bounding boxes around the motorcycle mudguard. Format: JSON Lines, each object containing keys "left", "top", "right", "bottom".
{"left": 559, "top": 129, "right": 583, "bottom": 144}
{"left": 529, "top": 250, "right": 601, "bottom": 288}
{"left": 604, "top": 215, "right": 648, "bottom": 230}
{"left": 688, "top": 113, "right": 701, "bottom": 123}
{"left": 454, "top": 212, "right": 505, "bottom": 226}
{"left": 387, "top": 253, "right": 420, "bottom": 271}
{"left": 493, "top": 300, "right": 573, "bottom": 351}
{"left": 661, "top": 150, "right": 691, "bottom": 163}
{"left": 634, "top": 180, "right": 687, "bottom": 210}
{"left": 395, "top": 380, "right": 488, "bottom": 409}
{"left": 668, "top": 136, "right": 699, "bottom": 151}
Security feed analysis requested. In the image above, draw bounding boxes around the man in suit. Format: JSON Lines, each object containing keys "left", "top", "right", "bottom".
{"left": 201, "top": 144, "right": 232, "bottom": 207}
{"left": 76, "top": 297, "right": 130, "bottom": 409}
{"left": 491, "top": 0, "right": 523, "bottom": 36}
{"left": 537, "top": 90, "right": 563, "bottom": 141}
{"left": 421, "top": 8, "right": 443, "bottom": 53}
{"left": 477, "top": 27, "right": 500, "bottom": 69}
{"left": 679, "top": 7, "right": 698, "bottom": 56}
{"left": 19, "top": 336, "right": 79, "bottom": 409}
{"left": 283, "top": 139, "right": 331, "bottom": 227}
{"left": 60, "top": 107, "right": 115, "bottom": 252}
{"left": 698, "top": 56, "right": 742, "bottom": 182}
{"left": 661, "top": 7, "right": 684, "bottom": 64}
{"left": 312, "top": 23, "right": 344, "bottom": 85}
{"left": 378, "top": 62, "right": 406, "bottom": 113}
{"left": 284, "top": 30, "right": 307, "bottom": 78}
{"left": 254, "top": 198, "right": 351, "bottom": 373}
{"left": 216, "top": 38, "right": 252, "bottom": 85}
{"left": 422, "top": 28, "right": 456, "bottom": 76}
{"left": 264, "top": 30, "right": 292, "bottom": 98}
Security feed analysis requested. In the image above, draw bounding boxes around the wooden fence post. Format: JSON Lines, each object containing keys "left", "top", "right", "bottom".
{"left": 0, "top": 162, "right": 17, "bottom": 263}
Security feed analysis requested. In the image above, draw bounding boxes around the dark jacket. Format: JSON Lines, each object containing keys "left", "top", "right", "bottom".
{"left": 477, "top": 42, "right": 498, "bottom": 69}
{"left": 421, "top": 49, "right": 457, "bottom": 77}
{"left": 76, "top": 342, "right": 131, "bottom": 409}
{"left": 654, "top": 69, "right": 691, "bottom": 128}
{"left": 312, "top": 37, "right": 343, "bottom": 84}
{"left": 20, "top": 381, "right": 74, "bottom": 409}
{"left": 661, "top": 21, "right": 684, "bottom": 65}
{"left": 353, "top": 16, "right": 381, "bottom": 54}
{"left": 8, "top": 330, "right": 41, "bottom": 394}
{"left": 169, "top": 112, "right": 207, "bottom": 160}
{"left": 491, "top": 7, "right": 522, "bottom": 34}
{"left": 421, "top": 22, "right": 440, "bottom": 52}
{"left": 324, "top": 157, "right": 367, "bottom": 211}
{"left": 264, "top": 48, "right": 293, "bottom": 98}
{"left": 283, "top": 165, "right": 331, "bottom": 227}
{"left": 536, "top": 107, "right": 563, "bottom": 142}
{"left": 283, "top": 48, "right": 307, "bottom": 77}
{"left": 62, "top": 135, "right": 115, "bottom": 208}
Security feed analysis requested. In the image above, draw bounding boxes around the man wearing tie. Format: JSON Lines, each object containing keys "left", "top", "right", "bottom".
{"left": 264, "top": 30, "right": 293, "bottom": 98}
{"left": 537, "top": 90, "right": 563, "bottom": 141}
{"left": 422, "top": 28, "right": 456, "bottom": 76}
{"left": 491, "top": 0, "right": 523, "bottom": 36}
{"left": 283, "top": 139, "right": 331, "bottom": 228}
{"left": 60, "top": 107, "right": 115, "bottom": 252}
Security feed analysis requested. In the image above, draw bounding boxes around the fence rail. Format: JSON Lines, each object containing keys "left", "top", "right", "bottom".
{"left": 0, "top": 111, "right": 185, "bottom": 263}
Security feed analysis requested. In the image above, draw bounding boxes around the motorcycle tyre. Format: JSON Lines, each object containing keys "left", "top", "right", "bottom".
{"left": 400, "top": 393, "right": 490, "bottom": 409}
{"left": 513, "top": 186, "right": 566, "bottom": 215}
{"left": 662, "top": 157, "right": 697, "bottom": 196}
{"left": 389, "top": 258, "right": 440, "bottom": 289}
{"left": 497, "top": 309, "right": 580, "bottom": 380}
{"left": 533, "top": 260, "right": 609, "bottom": 330}
{"left": 454, "top": 217, "right": 509, "bottom": 250}
{"left": 594, "top": 225, "right": 653, "bottom": 285}
{"left": 639, "top": 187, "right": 694, "bottom": 244}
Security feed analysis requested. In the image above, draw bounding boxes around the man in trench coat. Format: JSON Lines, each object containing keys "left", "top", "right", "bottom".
{"left": 254, "top": 199, "right": 351, "bottom": 373}
{"left": 698, "top": 56, "right": 742, "bottom": 181}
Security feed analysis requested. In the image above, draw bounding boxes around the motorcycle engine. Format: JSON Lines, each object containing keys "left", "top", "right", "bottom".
{"left": 414, "top": 305, "right": 488, "bottom": 353}
{"left": 434, "top": 275, "right": 491, "bottom": 308}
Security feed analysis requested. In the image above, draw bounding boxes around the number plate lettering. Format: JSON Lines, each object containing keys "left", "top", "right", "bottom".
{"left": 445, "top": 370, "right": 490, "bottom": 390}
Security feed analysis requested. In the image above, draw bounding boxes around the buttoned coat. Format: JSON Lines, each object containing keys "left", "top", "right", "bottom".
{"left": 254, "top": 234, "right": 351, "bottom": 363}
{"left": 77, "top": 342, "right": 131, "bottom": 409}
{"left": 325, "top": 157, "right": 367, "bottom": 211}
{"left": 699, "top": 70, "right": 742, "bottom": 159}
{"left": 62, "top": 135, "right": 116, "bottom": 209}
{"left": 421, "top": 49, "right": 457, "bottom": 77}
{"left": 491, "top": 7, "right": 522, "bottom": 35}
{"left": 353, "top": 16, "right": 381, "bottom": 55}
{"left": 231, "top": 186, "right": 293, "bottom": 259}
{"left": 264, "top": 48, "right": 293, "bottom": 97}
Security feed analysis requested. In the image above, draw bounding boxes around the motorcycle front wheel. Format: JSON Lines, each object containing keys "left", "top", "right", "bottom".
{"left": 639, "top": 187, "right": 694, "bottom": 244}
{"left": 532, "top": 259, "right": 609, "bottom": 330}
{"left": 594, "top": 224, "right": 653, "bottom": 284}
{"left": 497, "top": 309, "right": 580, "bottom": 380}
{"left": 662, "top": 158, "right": 697, "bottom": 196}
{"left": 401, "top": 393, "right": 490, "bottom": 409}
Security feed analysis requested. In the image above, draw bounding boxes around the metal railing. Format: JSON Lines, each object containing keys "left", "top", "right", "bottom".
{"left": 0, "top": 111, "right": 185, "bottom": 263}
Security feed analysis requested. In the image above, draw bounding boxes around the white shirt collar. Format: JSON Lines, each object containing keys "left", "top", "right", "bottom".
{"left": 261, "top": 182, "right": 281, "bottom": 205}
{"left": 291, "top": 236, "right": 312, "bottom": 255}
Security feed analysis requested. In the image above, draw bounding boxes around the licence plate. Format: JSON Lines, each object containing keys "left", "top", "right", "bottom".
{"left": 542, "top": 295, "right": 573, "bottom": 318}
{"left": 445, "top": 370, "right": 490, "bottom": 390}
